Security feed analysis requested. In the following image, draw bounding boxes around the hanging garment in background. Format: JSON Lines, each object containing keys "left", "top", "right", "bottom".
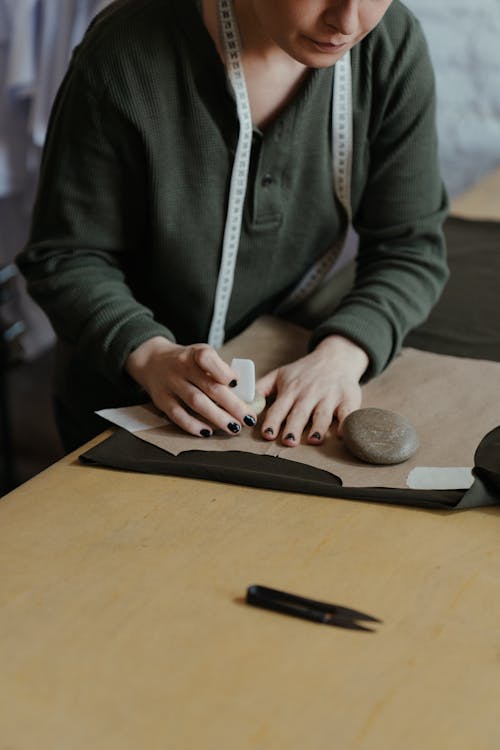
{"left": 29, "top": 0, "right": 113, "bottom": 148}
{"left": 0, "top": 0, "right": 113, "bottom": 358}
{"left": 1, "top": 0, "right": 114, "bottom": 186}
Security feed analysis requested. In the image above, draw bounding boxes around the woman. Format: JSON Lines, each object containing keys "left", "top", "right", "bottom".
{"left": 17, "top": 0, "right": 448, "bottom": 451}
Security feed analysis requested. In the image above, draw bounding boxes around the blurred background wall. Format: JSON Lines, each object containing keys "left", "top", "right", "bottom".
{"left": 405, "top": 0, "right": 500, "bottom": 196}
{"left": 0, "top": 0, "right": 111, "bottom": 359}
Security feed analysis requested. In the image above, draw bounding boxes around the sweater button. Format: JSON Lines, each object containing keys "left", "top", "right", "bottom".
{"left": 261, "top": 173, "right": 274, "bottom": 187}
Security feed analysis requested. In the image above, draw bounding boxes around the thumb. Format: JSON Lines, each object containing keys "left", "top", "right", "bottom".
{"left": 256, "top": 368, "right": 279, "bottom": 399}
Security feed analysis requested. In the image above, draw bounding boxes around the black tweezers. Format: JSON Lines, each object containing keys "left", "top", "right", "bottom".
{"left": 246, "top": 584, "right": 382, "bottom": 632}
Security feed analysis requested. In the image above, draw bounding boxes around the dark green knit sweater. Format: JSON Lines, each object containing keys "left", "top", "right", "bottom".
{"left": 18, "top": 0, "right": 448, "bottom": 422}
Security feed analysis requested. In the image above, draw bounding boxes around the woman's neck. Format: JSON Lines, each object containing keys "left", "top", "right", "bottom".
{"left": 201, "top": 0, "right": 302, "bottom": 66}
{"left": 201, "top": 0, "right": 309, "bottom": 129}
{"left": 231, "top": 0, "right": 280, "bottom": 61}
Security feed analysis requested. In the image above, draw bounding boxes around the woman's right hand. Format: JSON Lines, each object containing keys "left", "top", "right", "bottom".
{"left": 125, "top": 336, "right": 257, "bottom": 437}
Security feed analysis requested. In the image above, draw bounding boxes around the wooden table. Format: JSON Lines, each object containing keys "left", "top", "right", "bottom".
{"left": 1, "top": 431, "right": 500, "bottom": 749}
{"left": 2, "top": 170, "right": 500, "bottom": 748}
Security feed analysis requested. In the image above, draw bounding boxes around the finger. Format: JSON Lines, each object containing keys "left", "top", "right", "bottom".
{"left": 279, "top": 401, "right": 317, "bottom": 447}
{"left": 191, "top": 344, "right": 238, "bottom": 386}
{"left": 187, "top": 375, "right": 258, "bottom": 428}
{"left": 307, "top": 400, "right": 336, "bottom": 445}
{"left": 335, "top": 388, "right": 362, "bottom": 436}
{"left": 161, "top": 394, "right": 215, "bottom": 438}
{"left": 256, "top": 369, "right": 279, "bottom": 398}
{"left": 178, "top": 382, "right": 242, "bottom": 436}
{"left": 256, "top": 370, "right": 279, "bottom": 439}
{"left": 260, "top": 389, "right": 296, "bottom": 442}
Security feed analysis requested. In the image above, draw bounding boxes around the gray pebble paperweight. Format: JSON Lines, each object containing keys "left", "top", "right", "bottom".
{"left": 342, "top": 408, "right": 419, "bottom": 465}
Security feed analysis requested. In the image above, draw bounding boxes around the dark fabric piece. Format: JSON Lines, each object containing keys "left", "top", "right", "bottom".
{"left": 473, "top": 427, "right": 500, "bottom": 497}
{"left": 80, "top": 217, "right": 500, "bottom": 509}
{"left": 79, "top": 426, "right": 500, "bottom": 510}
{"left": 404, "top": 217, "right": 500, "bottom": 361}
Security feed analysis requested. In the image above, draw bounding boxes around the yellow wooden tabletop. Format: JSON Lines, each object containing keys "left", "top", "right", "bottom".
{"left": 1, "top": 432, "right": 500, "bottom": 750}
{"left": 1, "top": 171, "right": 500, "bottom": 749}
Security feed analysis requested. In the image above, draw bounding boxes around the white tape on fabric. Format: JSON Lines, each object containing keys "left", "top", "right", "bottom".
{"left": 406, "top": 467, "right": 474, "bottom": 491}
{"left": 207, "top": 0, "right": 353, "bottom": 348}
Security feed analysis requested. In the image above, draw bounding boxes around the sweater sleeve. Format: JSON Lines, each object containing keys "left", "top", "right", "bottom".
{"left": 16, "top": 62, "right": 176, "bottom": 386}
{"left": 310, "top": 12, "right": 449, "bottom": 378}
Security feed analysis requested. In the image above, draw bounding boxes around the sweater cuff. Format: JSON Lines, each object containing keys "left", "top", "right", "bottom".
{"left": 309, "top": 306, "right": 396, "bottom": 381}
{"left": 104, "top": 316, "right": 177, "bottom": 386}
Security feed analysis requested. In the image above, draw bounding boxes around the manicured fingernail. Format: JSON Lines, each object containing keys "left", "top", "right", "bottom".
{"left": 244, "top": 415, "right": 256, "bottom": 427}
{"left": 229, "top": 379, "right": 238, "bottom": 388}
{"left": 311, "top": 432, "right": 321, "bottom": 440}
{"left": 285, "top": 433, "right": 296, "bottom": 442}
{"left": 264, "top": 427, "right": 274, "bottom": 436}
{"left": 228, "top": 422, "right": 241, "bottom": 434}
{"left": 200, "top": 429, "right": 212, "bottom": 438}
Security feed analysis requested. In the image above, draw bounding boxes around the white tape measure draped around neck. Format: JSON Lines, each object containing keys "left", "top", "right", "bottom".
{"left": 207, "top": 0, "right": 353, "bottom": 348}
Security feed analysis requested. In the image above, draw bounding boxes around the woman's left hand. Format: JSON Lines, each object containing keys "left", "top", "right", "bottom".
{"left": 256, "top": 334, "right": 369, "bottom": 446}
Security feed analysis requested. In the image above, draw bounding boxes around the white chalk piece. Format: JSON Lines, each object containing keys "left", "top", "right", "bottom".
{"left": 230, "top": 358, "right": 255, "bottom": 403}
{"left": 406, "top": 467, "right": 474, "bottom": 491}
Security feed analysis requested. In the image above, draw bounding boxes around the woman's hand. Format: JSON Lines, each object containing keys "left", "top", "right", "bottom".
{"left": 125, "top": 337, "right": 257, "bottom": 437}
{"left": 256, "top": 335, "right": 369, "bottom": 446}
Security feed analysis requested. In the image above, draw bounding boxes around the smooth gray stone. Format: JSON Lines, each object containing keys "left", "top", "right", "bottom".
{"left": 342, "top": 408, "right": 419, "bottom": 465}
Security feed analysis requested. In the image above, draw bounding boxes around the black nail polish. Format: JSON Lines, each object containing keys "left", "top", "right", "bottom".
{"left": 228, "top": 422, "right": 241, "bottom": 434}
{"left": 285, "top": 433, "right": 296, "bottom": 442}
{"left": 200, "top": 429, "right": 212, "bottom": 438}
{"left": 264, "top": 427, "right": 274, "bottom": 436}
{"left": 311, "top": 432, "right": 321, "bottom": 440}
{"left": 244, "top": 415, "right": 256, "bottom": 427}
{"left": 229, "top": 379, "right": 238, "bottom": 388}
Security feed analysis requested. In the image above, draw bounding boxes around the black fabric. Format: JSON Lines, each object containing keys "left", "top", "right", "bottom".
{"left": 404, "top": 217, "right": 500, "bottom": 360}
{"left": 473, "top": 427, "right": 500, "bottom": 498}
{"left": 80, "top": 217, "right": 500, "bottom": 509}
{"left": 79, "top": 426, "right": 500, "bottom": 510}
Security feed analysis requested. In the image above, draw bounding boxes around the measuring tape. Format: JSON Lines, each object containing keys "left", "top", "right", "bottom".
{"left": 207, "top": 0, "right": 353, "bottom": 348}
